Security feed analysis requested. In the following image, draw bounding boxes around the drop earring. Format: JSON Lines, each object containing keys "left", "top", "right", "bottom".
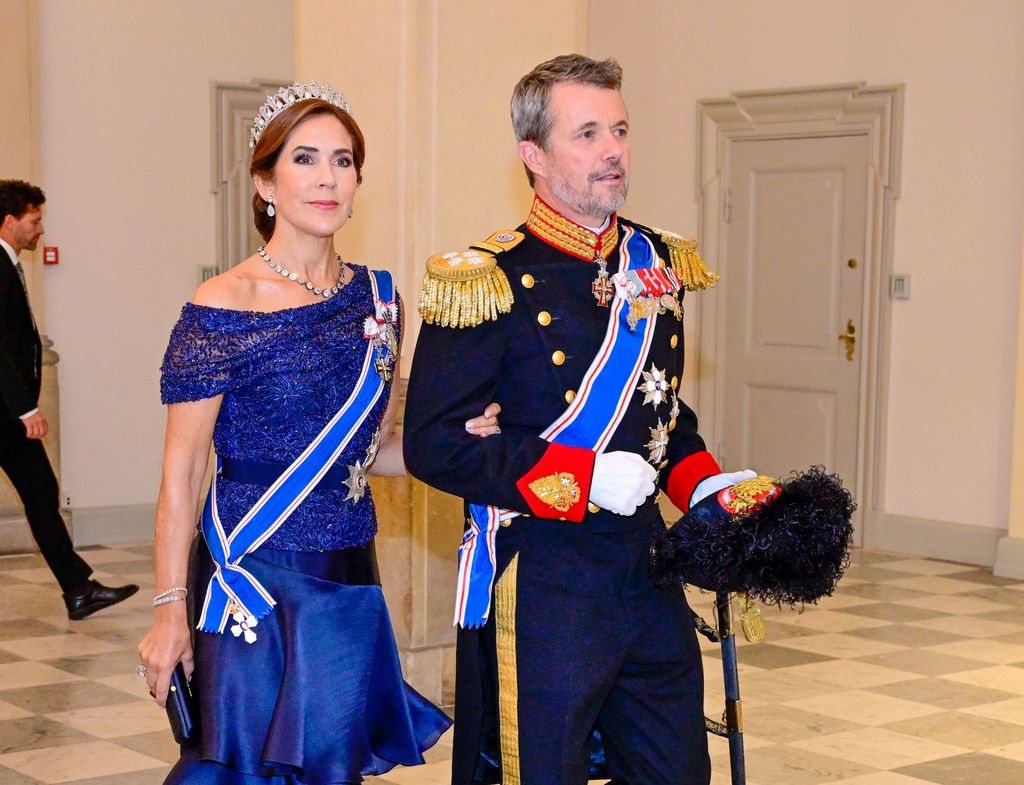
{"left": 266, "top": 195, "right": 276, "bottom": 217}
{"left": 348, "top": 207, "right": 354, "bottom": 219}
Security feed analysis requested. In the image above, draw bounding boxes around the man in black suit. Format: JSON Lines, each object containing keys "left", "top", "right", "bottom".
{"left": 0, "top": 179, "right": 137, "bottom": 619}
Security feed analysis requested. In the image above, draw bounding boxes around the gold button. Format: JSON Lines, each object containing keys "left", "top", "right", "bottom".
{"left": 537, "top": 310, "right": 552, "bottom": 326}
{"left": 551, "top": 350, "right": 566, "bottom": 366}
{"left": 588, "top": 502, "right": 600, "bottom": 514}
{"left": 564, "top": 389, "right": 576, "bottom": 403}
{"left": 671, "top": 375, "right": 679, "bottom": 390}
{"left": 500, "top": 519, "right": 512, "bottom": 528}
{"left": 521, "top": 273, "right": 535, "bottom": 288}
{"left": 559, "top": 516, "right": 567, "bottom": 522}
{"left": 670, "top": 334, "right": 679, "bottom": 349}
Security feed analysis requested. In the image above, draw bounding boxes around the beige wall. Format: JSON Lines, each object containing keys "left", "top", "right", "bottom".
{"left": 37, "top": 0, "right": 294, "bottom": 511}
{"left": 0, "top": 0, "right": 42, "bottom": 310}
{"left": 589, "top": 0, "right": 1024, "bottom": 534}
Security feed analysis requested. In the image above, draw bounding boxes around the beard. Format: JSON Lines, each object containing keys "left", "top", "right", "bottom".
{"left": 547, "top": 160, "right": 629, "bottom": 222}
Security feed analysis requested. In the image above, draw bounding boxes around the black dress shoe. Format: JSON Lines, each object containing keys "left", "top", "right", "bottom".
{"left": 64, "top": 579, "right": 139, "bottom": 620}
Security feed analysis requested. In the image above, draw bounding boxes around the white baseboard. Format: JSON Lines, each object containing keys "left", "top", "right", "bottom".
{"left": 865, "top": 511, "right": 1002, "bottom": 567}
{"left": 71, "top": 504, "right": 155, "bottom": 547}
{"left": 994, "top": 535, "right": 1024, "bottom": 579}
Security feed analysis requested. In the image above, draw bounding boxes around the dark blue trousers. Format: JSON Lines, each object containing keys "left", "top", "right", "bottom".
{"left": 453, "top": 518, "right": 710, "bottom": 785}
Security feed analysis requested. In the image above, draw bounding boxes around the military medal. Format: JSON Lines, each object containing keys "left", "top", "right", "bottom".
{"left": 592, "top": 257, "right": 614, "bottom": 307}
{"left": 364, "top": 297, "right": 399, "bottom": 382}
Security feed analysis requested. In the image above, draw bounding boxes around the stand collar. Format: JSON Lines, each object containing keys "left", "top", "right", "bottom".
{"left": 525, "top": 196, "right": 618, "bottom": 262}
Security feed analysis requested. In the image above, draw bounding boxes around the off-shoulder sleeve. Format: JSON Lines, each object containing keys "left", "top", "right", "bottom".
{"left": 160, "top": 304, "right": 251, "bottom": 403}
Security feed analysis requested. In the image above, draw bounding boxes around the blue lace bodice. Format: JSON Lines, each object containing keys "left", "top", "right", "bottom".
{"left": 160, "top": 265, "right": 399, "bottom": 551}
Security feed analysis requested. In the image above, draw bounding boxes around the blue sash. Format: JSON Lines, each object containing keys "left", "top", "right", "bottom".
{"left": 197, "top": 270, "right": 396, "bottom": 636}
{"left": 455, "top": 226, "right": 662, "bottom": 627}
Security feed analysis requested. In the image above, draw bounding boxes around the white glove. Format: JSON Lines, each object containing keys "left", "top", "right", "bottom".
{"left": 590, "top": 451, "right": 658, "bottom": 516}
{"left": 690, "top": 470, "right": 758, "bottom": 508}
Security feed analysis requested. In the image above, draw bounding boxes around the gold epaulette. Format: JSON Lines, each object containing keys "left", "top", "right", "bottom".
{"left": 655, "top": 228, "right": 720, "bottom": 291}
{"left": 418, "top": 247, "right": 514, "bottom": 329}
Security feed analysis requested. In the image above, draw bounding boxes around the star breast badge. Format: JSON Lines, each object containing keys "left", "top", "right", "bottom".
{"left": 343, "top": 460, "right": 368, "bottom": 503}
{"left": 638, "top": 364, "right": 671, "bottom": 408}
{"left": 646, "top": 419, "right": 670, "bottom": 465}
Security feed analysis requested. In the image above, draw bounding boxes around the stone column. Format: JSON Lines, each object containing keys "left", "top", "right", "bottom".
{"left": 369, "top": 383, "right": 463, "bottom": 706}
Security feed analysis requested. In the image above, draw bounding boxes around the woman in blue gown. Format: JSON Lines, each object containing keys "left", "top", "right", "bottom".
{"left": 138, "top": 83, "right": 498, "bottom": 784}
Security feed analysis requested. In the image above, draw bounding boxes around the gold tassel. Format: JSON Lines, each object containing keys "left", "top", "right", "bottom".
{"left": 738, "top": 593, "right": 767, "bottom": 642}
{"left": 417, "top": 250, "right": 514, "bottom": 329}
{"left": 659, "top": 231, "right": 720, "bottom": 291}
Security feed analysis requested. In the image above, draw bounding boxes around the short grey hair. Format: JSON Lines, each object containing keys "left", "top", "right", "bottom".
{"left": 511, "top": 54, "right": 623, "bottom": 186}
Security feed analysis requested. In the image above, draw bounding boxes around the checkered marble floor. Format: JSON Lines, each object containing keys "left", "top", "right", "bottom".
{"left": 1, "top": 546, "right": 1024, "bottom": 784}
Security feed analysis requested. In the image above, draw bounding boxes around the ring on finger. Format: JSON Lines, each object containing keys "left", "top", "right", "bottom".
{"left": 137, "top": 664, "right": 149, "bottom": 677}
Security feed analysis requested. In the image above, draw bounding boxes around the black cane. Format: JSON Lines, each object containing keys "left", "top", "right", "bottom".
{"left": 696, "top": 593, "right": 746, "bottom": 785}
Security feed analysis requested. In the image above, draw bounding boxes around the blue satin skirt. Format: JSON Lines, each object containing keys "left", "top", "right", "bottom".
{"left": 164, "top": 537, "right": 451, "bottom": 784}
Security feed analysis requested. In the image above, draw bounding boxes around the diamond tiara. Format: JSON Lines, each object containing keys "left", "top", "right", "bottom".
{"left": 249, "top": 82, "right": 353, "bottom": 149}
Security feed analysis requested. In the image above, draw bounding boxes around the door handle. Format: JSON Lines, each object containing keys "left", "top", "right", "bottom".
{"left": 837, "top": 319, "right": 856, "bottom": 362}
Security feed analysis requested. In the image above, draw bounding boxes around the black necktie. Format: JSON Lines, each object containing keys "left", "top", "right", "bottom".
{"left": 14, "top": 260, "right": 38, "bottom": 333}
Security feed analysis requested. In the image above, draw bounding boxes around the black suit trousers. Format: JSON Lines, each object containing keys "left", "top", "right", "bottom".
{"left": 0, "top": 411, "right": 90, "bottom": 593}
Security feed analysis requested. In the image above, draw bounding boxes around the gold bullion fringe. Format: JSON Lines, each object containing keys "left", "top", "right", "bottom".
{"left": 662, "top": 235, "right": 720, "bottom": 291}
{"left": 417, "top": 265, "right": 514, "bottom": 329}
{"left": 495, "top": 554, "right": 521, "bottom": 785}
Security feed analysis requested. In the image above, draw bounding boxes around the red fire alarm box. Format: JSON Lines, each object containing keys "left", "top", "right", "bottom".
{"left": 43, "top": 247, "right": 59, "bottom": 265}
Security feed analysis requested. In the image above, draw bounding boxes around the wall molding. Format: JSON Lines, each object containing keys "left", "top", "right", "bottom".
{"left": 71, "top": 504, "right": 155, "bottom": 548}
{"left": 865, "top": 511, "right": 1002, "bottom": 568}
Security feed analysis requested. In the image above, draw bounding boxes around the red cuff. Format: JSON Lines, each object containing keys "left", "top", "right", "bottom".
{"left": 516, "top": 442, "right": 595, "bottom": 523}
{"left": 666, "top": 451, "right": 721, "bottom": 513}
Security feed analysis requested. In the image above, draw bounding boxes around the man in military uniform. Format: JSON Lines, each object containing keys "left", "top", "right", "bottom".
{"left": 404, "top": 54, "right": 753, "bottom": 785}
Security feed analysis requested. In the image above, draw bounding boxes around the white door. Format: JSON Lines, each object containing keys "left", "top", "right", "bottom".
{"left": 721, "top": 135, "right": 869, "bottom": 509}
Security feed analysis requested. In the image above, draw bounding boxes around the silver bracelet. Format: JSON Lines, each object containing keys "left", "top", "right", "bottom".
{"left": 152, "top": 586, "right": 188, "bottom": 606}
{"left": 153, "top": 593, "right": 187, "bottom": 607}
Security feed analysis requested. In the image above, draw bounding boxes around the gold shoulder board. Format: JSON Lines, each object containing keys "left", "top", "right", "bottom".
{"left": 418, "top": 248, "right": 514, "bottom": 329}
{"left": 471, "top": 229, "right": 525, "bottom": 256}
{"left": 655, "top": 228, "right": 719, "bottom": 291}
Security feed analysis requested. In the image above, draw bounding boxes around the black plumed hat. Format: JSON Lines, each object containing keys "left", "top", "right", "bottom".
{"left": 650, "top": 466, "right": 855, "bottom": 606}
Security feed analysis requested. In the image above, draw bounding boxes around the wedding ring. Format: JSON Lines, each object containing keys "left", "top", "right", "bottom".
{"left": 493, "top": 426, "right": 502, "bottom": 435}
{"left": 137, "top": 664, "right": 149, "bottom": 677}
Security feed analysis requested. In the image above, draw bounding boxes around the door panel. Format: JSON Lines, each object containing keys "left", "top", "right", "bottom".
{"left": 723, "top": 135, "right": 868, "bottom": 490}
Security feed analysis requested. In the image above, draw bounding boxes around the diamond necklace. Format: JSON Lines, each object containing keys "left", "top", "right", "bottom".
{"left": 258, "top": 246, "right": 347, "bottom": 299}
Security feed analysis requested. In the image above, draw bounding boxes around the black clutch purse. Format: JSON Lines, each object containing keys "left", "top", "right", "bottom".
{"left": 166, "top": 662, "right": 199, "bottom": 745}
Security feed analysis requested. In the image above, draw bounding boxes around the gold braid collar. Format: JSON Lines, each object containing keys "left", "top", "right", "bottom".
{"left": 526, "top": 197, "right": 618, "bottom": 261}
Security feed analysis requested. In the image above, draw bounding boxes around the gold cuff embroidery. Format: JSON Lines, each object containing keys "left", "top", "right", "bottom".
{"left": 527, "top": 472, "right": 581, "bottom": 512}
